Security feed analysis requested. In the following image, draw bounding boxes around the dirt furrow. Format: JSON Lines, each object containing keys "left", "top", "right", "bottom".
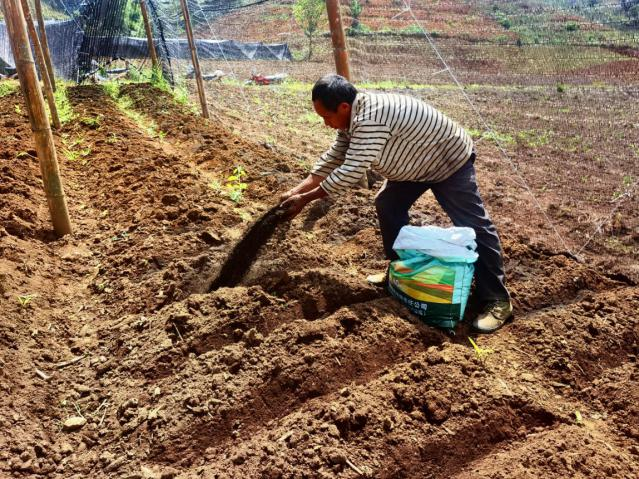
{"left": 146, "top": 297, "right": 443, "bottom": 465}
{"left": 185, "top": 343, "right": 571, "bottom": 478}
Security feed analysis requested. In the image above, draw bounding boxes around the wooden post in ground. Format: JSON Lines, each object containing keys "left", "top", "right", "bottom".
{"left": 326, "top": 0, "right": 366, "bottom": 187}
{"left": 20, "top": 0, "right": 60, "bottom": 129}
{"left": 178, "top": 0, "right": 209, "bottom": 118}
{"left": 33, "top": 0, "right": 56, "bottom": 91}
{"left": 139, "top": 0, "right": 159, "bottom": 70}
{"left": 326, "top": 0, "right": 351, "bottom": 80}
{"left": 2, "top": 0, "right": 72, "bottom": 236}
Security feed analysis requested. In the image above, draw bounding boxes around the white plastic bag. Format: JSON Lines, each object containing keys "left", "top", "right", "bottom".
{"left": 392, "top": 225, "right": 478, "bottom": 263}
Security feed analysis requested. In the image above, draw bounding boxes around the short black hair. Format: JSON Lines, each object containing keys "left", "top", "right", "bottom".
{"left": 312, "top": 74, "right": 358, "bottom": 112}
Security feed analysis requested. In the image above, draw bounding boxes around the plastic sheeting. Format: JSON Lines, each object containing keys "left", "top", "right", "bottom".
{"left": 85, "top": 36, "right": 291, "bottom": 61}
{"left": 0, "top": 20, "right": 291, "bottom": 81}
{"left": 0, "top": 20, "right": 83, "bottom": 79}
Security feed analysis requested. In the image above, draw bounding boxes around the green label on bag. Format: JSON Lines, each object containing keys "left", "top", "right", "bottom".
{"left": 388, "top": 278, "right": 461, "bottom": 329}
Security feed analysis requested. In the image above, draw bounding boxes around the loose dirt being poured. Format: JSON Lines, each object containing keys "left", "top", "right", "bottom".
{"left": 0, "top": 83, "right": 637, "bottom": 479}
{"left": 208, "top": 204, "right": 288, "bottom": 291}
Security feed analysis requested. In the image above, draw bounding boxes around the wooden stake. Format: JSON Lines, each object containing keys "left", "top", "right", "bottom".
{"left": 33, "top": 0, "right": 55, "bottom": 91}
{"left": 326, "top": 0, "right": 366, "bottom": 188}
{"left": 20, "top": 0, "right": 60, "bottom": 129}
{"left": 2, "top": 0, "right": 72, "bottom": 236}
{"left": 326, "top": 0, "right": 351, "bottom": 80}
{"left": 179, "top": 0, "right": 209, "bottom": 119}
{"left": 139, "top": 0, "right": 159, "bottom": 70}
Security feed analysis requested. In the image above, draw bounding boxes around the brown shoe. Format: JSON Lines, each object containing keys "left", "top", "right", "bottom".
{"left": 472, "top": 300, "right": 513, "bottom": 333}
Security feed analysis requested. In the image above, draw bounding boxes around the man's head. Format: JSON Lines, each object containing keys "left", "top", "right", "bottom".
{"left": 312, "top": 74, "right": 357, "bottom": 130}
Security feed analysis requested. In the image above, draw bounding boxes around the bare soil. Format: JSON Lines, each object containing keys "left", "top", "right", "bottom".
{"left": 0, "top": 76, "right": 638, "bottom": 479}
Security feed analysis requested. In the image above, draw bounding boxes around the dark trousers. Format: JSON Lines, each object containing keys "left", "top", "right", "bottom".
{"left": 375, "top": 158, "right": 509, "bottom": 302}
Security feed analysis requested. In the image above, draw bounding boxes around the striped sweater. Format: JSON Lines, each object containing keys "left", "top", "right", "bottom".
{"left": 312, "top": 92, "right": 474, "bottom": 196}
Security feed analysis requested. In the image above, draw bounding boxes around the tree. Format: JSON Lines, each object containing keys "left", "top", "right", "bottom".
{"left": 293, "top": 0, "right": 326, "bottom": 60}
{"left": 350, "top": 0, "right": 362, "bottom": 31}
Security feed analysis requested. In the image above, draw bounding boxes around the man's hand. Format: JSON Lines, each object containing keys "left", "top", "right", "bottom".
{"left": 280, "top": 188, "right": 296, "bottom": 203}
{"left": 280, "top": 174, "right": 324, "bottom": 204}
{"left": 278, "top": 175, "right": 328, "bottom": 220}
{"left": 280, "top": 194, "right": 309, "bottom": 219}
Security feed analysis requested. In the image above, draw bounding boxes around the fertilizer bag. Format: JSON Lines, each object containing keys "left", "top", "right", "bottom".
{"left": 387, "top": 226, "right": 478, "bottom": 330}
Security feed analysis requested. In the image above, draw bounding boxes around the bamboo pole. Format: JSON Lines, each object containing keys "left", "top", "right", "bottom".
{"left": 33, "top": 0, "right": 55, "bottom": 91}
{"left": 20, "top": 0, "right": 60, "bottom": 129}
{"left": 178, "top": 0, "right": 209, "bottom": 119}
{"left": 2, "top": 0, "right": 72, "bottom": 236}
{"left": 139, "top": 0, "right": 159, "bottom": 70}
{"left": 326, "top": 0, "right": 366, "bottom": 187}
{"left": 326, "top": 0, "right": 351, "bottom": 80}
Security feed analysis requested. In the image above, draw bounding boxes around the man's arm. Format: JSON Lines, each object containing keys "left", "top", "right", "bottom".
{"left": 279, "top": 130, "right": 350, "bottom": 217}
{"left": 320, "top": 122, "right": 391, "bottom": 196}
{"left": 280, "top": 173, "right": 324, "bottom": 202}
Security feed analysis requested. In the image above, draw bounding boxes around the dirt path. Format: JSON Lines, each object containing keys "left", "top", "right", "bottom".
{"left": 0, "top": 84, "right": 637, "bottom": 478}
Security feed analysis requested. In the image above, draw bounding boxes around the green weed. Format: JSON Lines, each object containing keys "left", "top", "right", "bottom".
{"left": 468, "top": 337, "right": 494, "bottom": 364}
{"left": 53, "top": 82, "right": 75, "bottom": 124}
{"left": 0, "top": 80, "right": 19, "bottom": 97}
{"left": 16, "top": 151, "right": 35, "bottom": 160}
{"left": 470, "top": 129, "right": 515, "bottom": 146}
{"left": 62, "top": 135, "right": 91, "bottom": 164}
{"left": 102, "top": 81, "right": 120, "bottom": 99}
{"left": 516, "top": 129, "right": 551, "bottom": 148}
{"left": 226, "top": 165, "right": 249, "bottom": 203}
{"left": 80, "top": 114, "right": 102, "bottom": 128}
{"left": 300, "top": 112, "right": 321, "bottom": 124}
{"left": 612, "top": 175, "right": 634, "bottom": 201}
{"left": 115, "top": 94, "right": 163, "bottom": 139}
{"left": 18, "top": 294, "right": 36, "bottom": 308}
{"left": 14, "top": 104, "right": 22, "bottom": 114}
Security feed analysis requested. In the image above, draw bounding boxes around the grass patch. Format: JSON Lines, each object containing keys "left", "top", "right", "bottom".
{"left": 299, "top": 111, "right": 321, "bottom": 125}
{"left": 102, "top": 67, "right": 194, "bottom": 111}
{"left": 0, "top": 80, "right": 19, "bottom": 97}
{"left": 103, "top": 80, "right": 165, "bottom": 139}
{"left": 516, "top": 129, "right": 552, "bottom": 148}
{"left": 54, "top": 83, "right": 75, "bottom": 125}
{"left": 468, "top": 128, "right": 515, "bottom": 146}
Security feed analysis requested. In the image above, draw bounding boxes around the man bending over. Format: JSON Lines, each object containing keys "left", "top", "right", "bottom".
{"left": 280, "top": 74, "right": 512, "bottom": 333}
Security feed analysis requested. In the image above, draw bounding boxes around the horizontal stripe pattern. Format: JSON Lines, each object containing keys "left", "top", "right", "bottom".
{"left": 311, "top": 92, "right": 474, "bottom": 196}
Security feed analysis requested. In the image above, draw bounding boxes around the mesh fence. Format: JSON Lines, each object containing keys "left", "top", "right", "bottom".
{"left": 1, "top": 1, "right": 637, "bottom": 85}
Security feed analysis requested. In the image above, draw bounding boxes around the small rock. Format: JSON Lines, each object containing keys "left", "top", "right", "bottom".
{"left": 59, "top": 443, "right": 74, "bottom": 456}
{"left": 327, "top": 424, "right": 340, "bottom": 438}
{"left": 63, "top": 417, "right": 87, "bottom": 432}
{"left": 327, "top": 449, "right": 347, "bottom": 465}
{"left": 243, "top": 328, "right": 263, "bottom": 347}
{"left": 383, "top": 417, "right": 393, "bottom": 431}
{"left": 141, "top": 465, "right": 160, "bottom": 479}
{"left": 104, "top": 456, "right": 126, "bottom": 472}
{"left": 74, "top": 384, "right": 92, "bottom": 395}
